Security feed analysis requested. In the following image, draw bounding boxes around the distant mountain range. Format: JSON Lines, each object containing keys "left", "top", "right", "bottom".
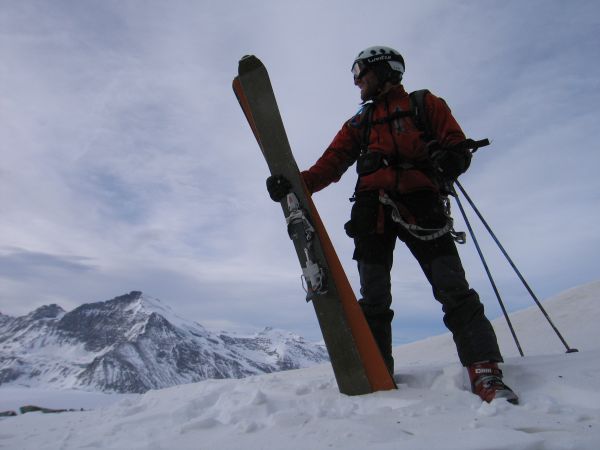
{"left": 0, "top": 291, "right": 328, "bottom": 393}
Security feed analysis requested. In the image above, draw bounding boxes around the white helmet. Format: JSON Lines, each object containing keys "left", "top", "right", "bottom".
{"left": 352, "top": 46, "right": 405, "bottom": 82}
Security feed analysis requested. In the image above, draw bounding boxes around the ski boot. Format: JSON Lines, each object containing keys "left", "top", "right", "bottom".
{"left": 468, "top": 361, "right": 519, "bottom": 405}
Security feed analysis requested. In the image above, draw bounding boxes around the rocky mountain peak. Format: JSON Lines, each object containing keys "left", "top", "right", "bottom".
{"left": 28, "top": 304, "right": 65, "bottom": 321}
{"left": 0, "top": 292, "right": 329, "bottom": 393}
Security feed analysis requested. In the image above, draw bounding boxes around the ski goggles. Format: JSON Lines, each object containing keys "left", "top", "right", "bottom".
{"left": 351, "top": 60, "right": 370, "bottom": 80}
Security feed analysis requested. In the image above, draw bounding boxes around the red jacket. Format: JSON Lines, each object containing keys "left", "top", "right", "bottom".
{"left": 301, "top": 85, "right": 466, "bottom": 195}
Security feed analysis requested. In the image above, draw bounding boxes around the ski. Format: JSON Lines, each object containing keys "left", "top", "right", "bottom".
{"left": 233, "top": 55, "right": 396, "bottom": 395}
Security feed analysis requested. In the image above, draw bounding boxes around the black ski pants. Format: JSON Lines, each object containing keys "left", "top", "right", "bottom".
{"left": 354, "top": 214, "right": 503, "bottom": 369}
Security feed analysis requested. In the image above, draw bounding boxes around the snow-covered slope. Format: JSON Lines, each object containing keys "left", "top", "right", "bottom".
{"left": 0, "top": 281, "right": 598, "bottom": 450}
{"left": 395, "top": 280, "right": 599, "bottom": 367}
{"left": 0, "top": 292, "right": 328, "bottom": 393}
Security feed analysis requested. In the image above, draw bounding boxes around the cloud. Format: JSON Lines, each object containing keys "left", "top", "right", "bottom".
{"left": 0, "top": 247, "right": 96, "bottom": 278}
{"left": 1, "top": 0, "right": 598, "bottom": 343}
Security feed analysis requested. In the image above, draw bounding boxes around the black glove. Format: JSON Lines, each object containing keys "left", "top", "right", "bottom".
{"left": 431, "top": 147, "right": 472, "bottom": 180}
{"left": 266, "top": 174, "right": 292, "bottom": 202}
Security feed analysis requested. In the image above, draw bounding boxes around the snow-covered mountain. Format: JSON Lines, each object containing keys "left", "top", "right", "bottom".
{"left": 0, "top": 291, "right": 328, "bottom": 393}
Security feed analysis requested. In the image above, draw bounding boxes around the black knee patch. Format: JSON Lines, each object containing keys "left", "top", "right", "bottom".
{"left": 430, "top": 255, "right": 469, "bottom": 305}
{"left": 359, "top": 301, "right": 395, "bottom": 322}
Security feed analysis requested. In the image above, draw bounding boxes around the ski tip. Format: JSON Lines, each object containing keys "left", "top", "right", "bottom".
{"left": 238, "top": 54, "right": 263, "bottom": 73}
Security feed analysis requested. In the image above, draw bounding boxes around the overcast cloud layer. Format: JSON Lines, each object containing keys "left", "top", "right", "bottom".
{"left": 1, "top": 0, "right": 599, "bottom": 344}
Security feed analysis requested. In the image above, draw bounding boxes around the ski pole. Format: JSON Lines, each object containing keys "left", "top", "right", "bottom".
{"left": 450, "top": 185, "right": 524, "bottom": 357}
{"left": 454, "top": 180, "right": 578, "bottom": 354}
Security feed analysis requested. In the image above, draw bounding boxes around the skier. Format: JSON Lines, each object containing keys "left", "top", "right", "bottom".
{"left": 266, "top": 46, "right": 517, "bottom": 404}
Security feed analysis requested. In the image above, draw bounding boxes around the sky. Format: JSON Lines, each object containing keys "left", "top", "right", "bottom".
{"left": 1, "top": 0, "right": 599, "bottom": 344}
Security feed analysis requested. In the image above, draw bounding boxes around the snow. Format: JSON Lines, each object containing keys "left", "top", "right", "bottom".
{"left": 129, "top": 293, "right": 206, "bottom": 334}
{"left": 1, "top": 281, "right": 599, "bottom": 449}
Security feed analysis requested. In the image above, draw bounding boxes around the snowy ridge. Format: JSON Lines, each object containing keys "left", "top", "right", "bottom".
{"left": 0, "top": 292, "right": 328, "bottom": 393}
{"left": 395, "top": 279, "right": 600, "bottom": 367}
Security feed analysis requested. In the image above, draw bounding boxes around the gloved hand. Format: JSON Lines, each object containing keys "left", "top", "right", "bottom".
{"left": 266, "top": 174, "right": 292, "bottom": 202}
{"left": 431, "top": 147, "right": 472, "bottom": 180}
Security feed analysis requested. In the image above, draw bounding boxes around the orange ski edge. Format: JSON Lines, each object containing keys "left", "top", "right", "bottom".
{"left": 232, "top": 77, "right": 263, "bottom": 151}
{"left": 302, "top": 183, "right": 397, "bottom": 392}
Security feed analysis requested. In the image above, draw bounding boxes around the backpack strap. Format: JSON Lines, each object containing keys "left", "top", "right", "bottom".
{"left": 409, "top": 89, "right": 434, "bottom": 142}
{"left": 361, "top": 103, "right": 374, "bottom": 156}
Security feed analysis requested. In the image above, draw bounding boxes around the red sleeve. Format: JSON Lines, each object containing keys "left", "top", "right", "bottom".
{"left": 301, "top": 121, "right": 362, "bottom": 194}
{"left": 425, "top": 93, "right": 466, "bottom": 148}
